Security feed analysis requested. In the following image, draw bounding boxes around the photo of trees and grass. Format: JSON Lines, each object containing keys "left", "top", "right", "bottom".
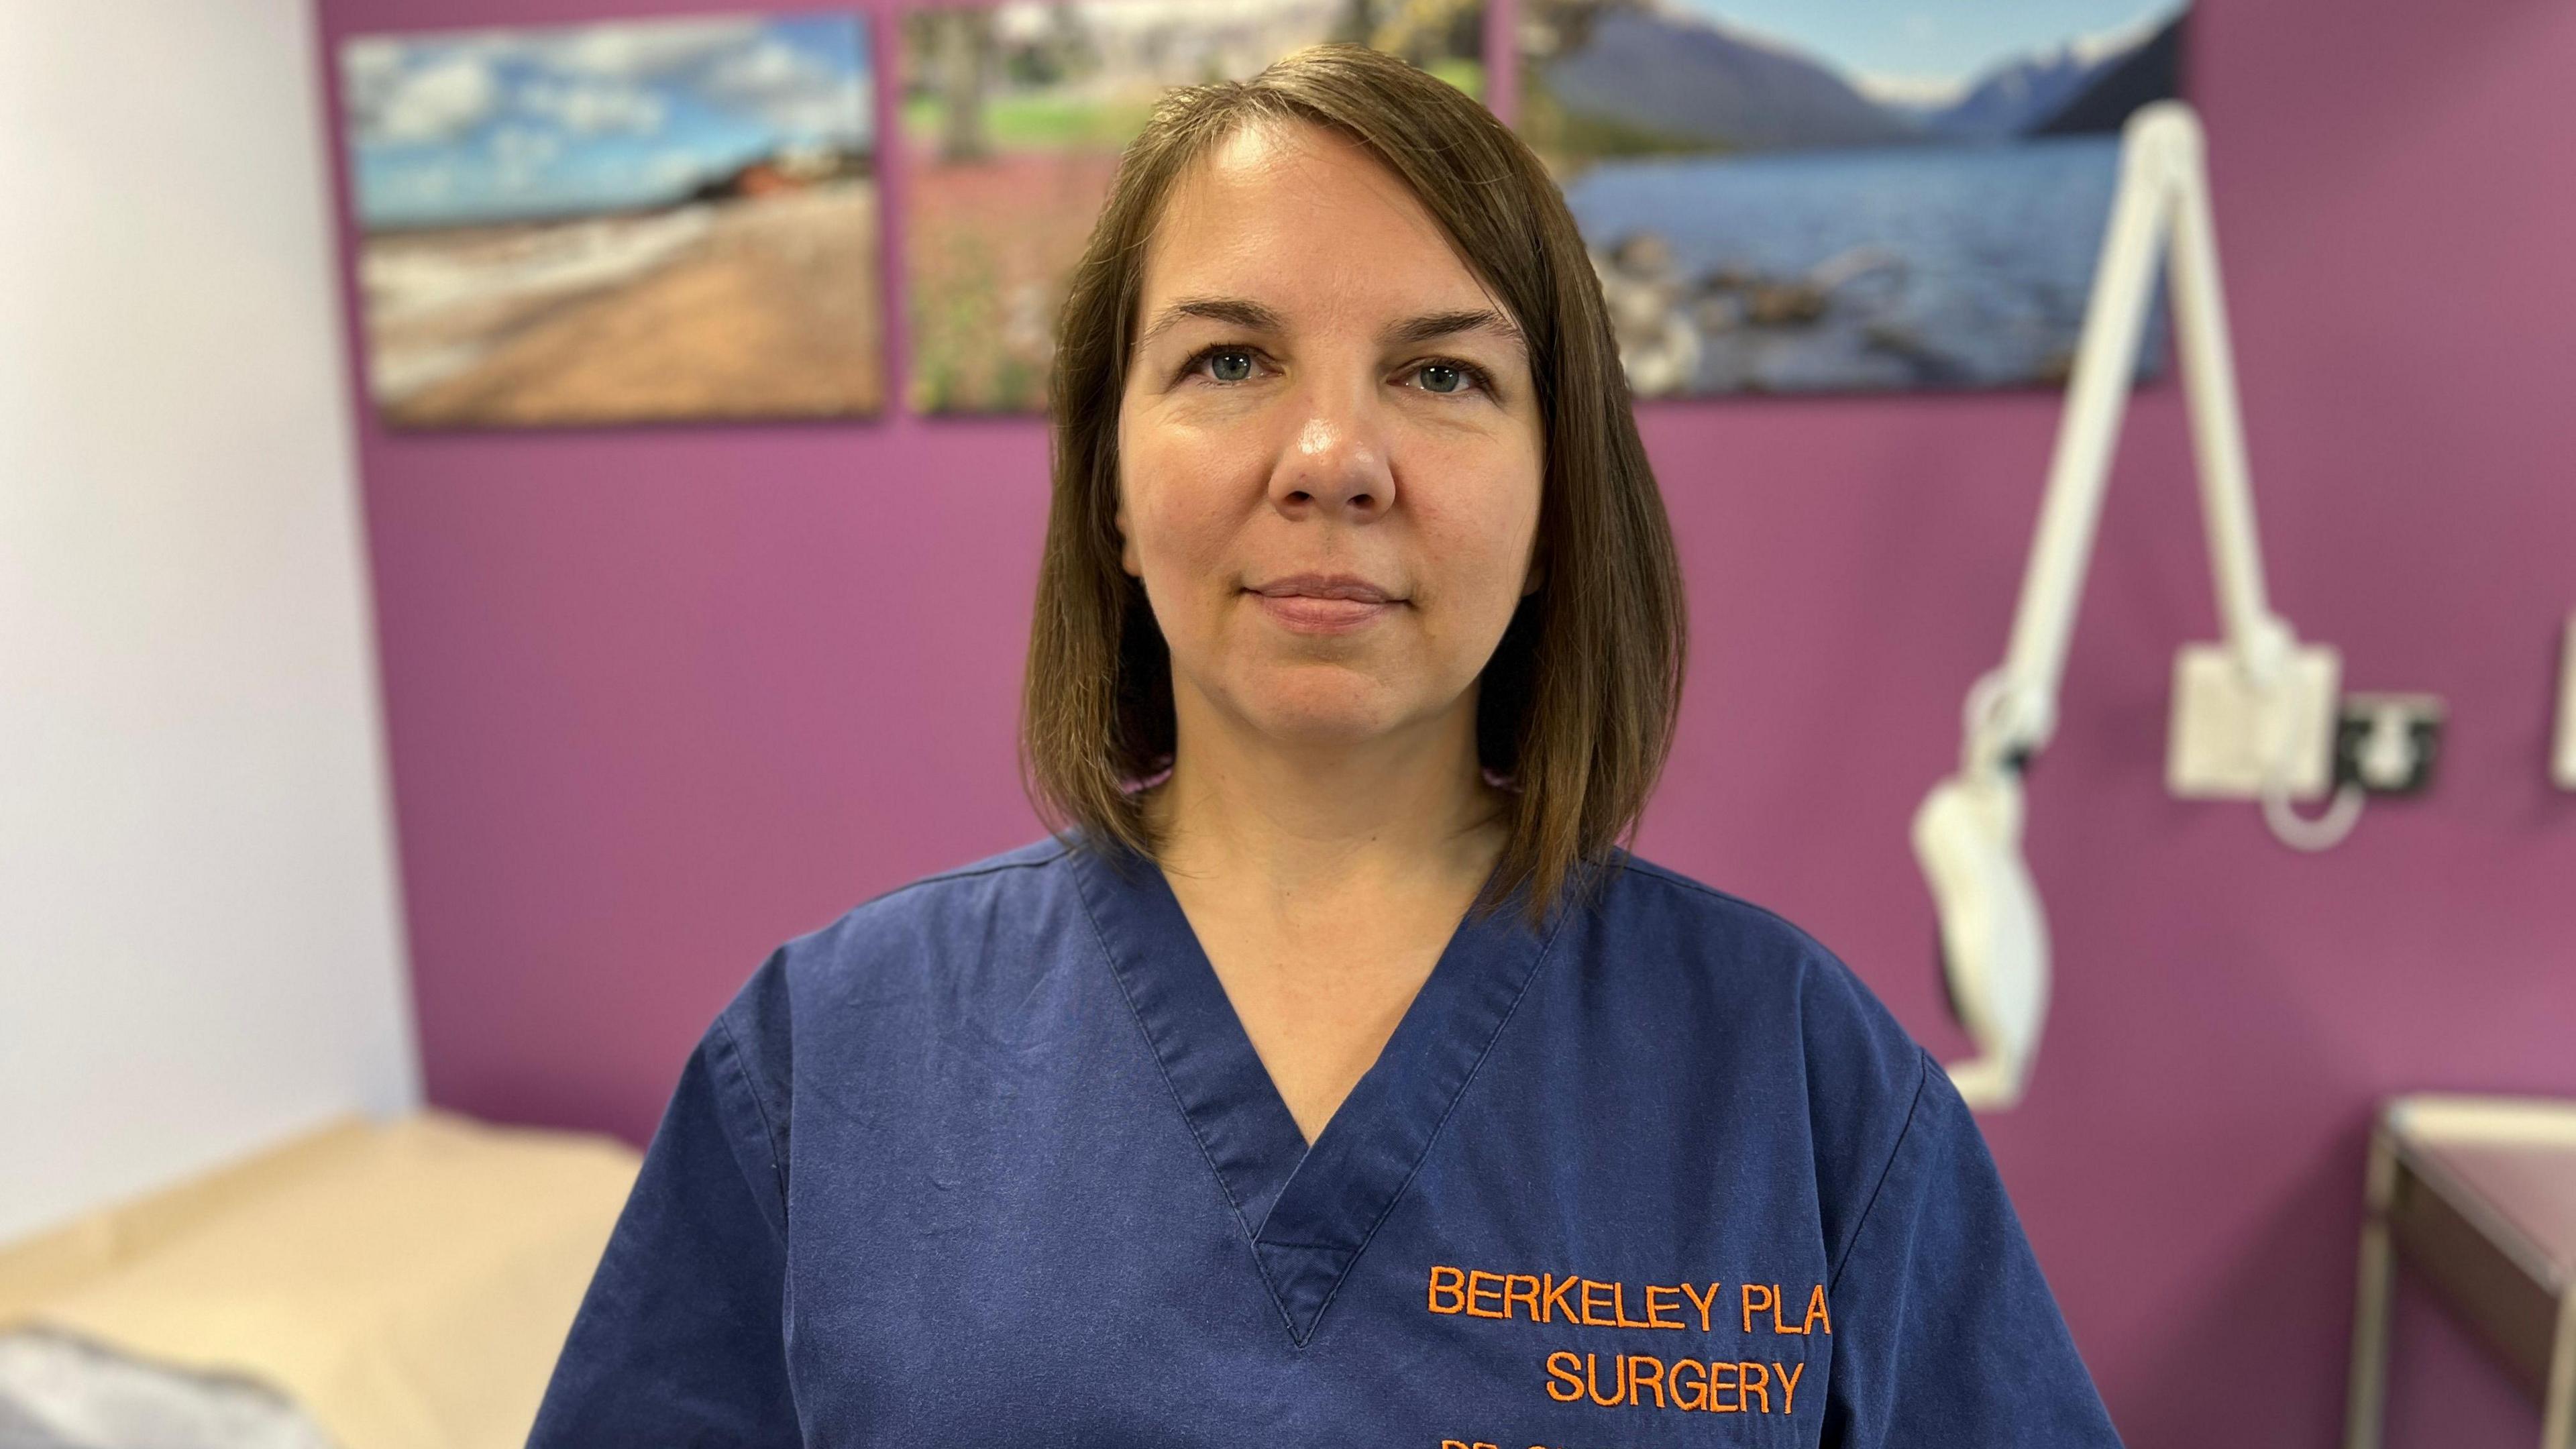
{"left": 901, "top": 0, "right": 1485, "bottom": 415}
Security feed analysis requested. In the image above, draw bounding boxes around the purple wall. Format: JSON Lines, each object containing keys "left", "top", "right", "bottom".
{"left": 315, "top": 1, "right": 2575, "bottom": 1444}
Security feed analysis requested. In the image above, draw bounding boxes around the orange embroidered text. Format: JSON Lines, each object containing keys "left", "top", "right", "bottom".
{"left": 1543, "top": 1352, "right": 1808, "bottom": 1413}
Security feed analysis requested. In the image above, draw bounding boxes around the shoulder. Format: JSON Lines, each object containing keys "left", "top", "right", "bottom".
{"left": 1587, "top": 847, "right": 1849, "bottom": 970}
{"left": 792, "top": 832, "right": 1077, "bottom": 965}
{"left": 1591, "top": 847, "right": 1929, "bottom": 1077}
{"left": 740, "top": 829, "right": 1079, "bottom": 1011}
{"left": 1570, "top": 875, "right": 2104, "bottom": 1438}
{"left": 1586, "top": 848, "right": 1940, "bottom": 1254}
{"left": 700, "top": 832, "right": 1084, "bottom": 1132}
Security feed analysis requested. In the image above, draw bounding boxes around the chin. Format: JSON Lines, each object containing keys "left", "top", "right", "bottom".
{"left": 1232, "top": 672, "right": 1413, "bottom": 745}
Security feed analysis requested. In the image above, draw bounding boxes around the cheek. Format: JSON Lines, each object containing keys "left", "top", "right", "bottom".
{"left": 1120, "top": 415, "right": 1265, "bottom": 578}
{"left": 1116, "top": 418, "right": 1179, "bottom": 569}
{"left": 1425, "top": 513, "right": 1536, "bottom": 637}
{"left": 1116, "top": 470, "right": 1231, "bottom": 606}
{"left": 1419, "top": 451, "right": 1542, "bottom": 605}
{"left": 1128, "top": 475, "right": 1210, "bottom": 555}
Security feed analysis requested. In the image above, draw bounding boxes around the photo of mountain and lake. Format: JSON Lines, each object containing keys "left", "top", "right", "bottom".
{"left": 337, "top": 14, "right": 879, "bottom": 428}
{"left": 1517, "top": 0, "right": 2187, "bottom": 396}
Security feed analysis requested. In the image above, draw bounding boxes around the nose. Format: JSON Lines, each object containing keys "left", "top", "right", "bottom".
{"left": 1268, "top": 370, "right": 1394, "bottom": 520}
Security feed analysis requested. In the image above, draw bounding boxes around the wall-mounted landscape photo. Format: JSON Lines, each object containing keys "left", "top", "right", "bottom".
{"left": 339, "top": 13, "right": 879, "bottom": 428}
{"left": 902, "top": 0, "right": 1485, "bottom": 415}
{"left": 1518, "top": 0, "right": 2186, "bottom": 396}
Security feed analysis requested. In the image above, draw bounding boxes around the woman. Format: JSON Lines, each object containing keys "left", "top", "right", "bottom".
{"left": 530, "top": 44, "right": 2123, "bottom": 1448}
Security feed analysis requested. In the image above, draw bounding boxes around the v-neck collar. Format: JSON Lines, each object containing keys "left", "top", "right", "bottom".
{"left": 1067, "top": 830, "right": 1568, "bottom": 1346}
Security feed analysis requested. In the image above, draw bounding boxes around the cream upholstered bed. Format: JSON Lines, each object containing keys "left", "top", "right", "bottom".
{"left": 0, "top": 1112, "right": 639, "bottom": 1449}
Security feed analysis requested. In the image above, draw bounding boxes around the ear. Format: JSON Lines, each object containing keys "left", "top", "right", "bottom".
{"left": 1521, "top": 547, "right": 1546, "bottom": 598}
{"left": 1114, "top": 494, "right": 1142, "bottom": 578}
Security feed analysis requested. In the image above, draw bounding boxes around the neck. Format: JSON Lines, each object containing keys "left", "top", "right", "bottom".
{"left": 1142, "top": 684, "right": 1511, "bottom": 904}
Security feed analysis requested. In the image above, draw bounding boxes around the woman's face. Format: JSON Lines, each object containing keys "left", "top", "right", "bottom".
{"left": 1115, "top": 119, "right": 1544, "bottom": 759}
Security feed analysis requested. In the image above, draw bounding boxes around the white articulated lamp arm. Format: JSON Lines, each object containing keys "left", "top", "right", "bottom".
{"left": 1982, "top": 101, "right": 2288, "bottom": 772}
{"left": 1918, "top": 100, "right": 2318, "bottom": 1111}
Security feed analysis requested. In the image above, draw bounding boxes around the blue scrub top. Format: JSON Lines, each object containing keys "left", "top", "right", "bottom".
{"left": 529, "top": 830, "right": 2123, "bottom": 1447}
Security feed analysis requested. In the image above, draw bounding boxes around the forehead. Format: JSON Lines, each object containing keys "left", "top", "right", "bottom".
{"left": 1136, "top": 119, "right": 1496, "bottom": 321}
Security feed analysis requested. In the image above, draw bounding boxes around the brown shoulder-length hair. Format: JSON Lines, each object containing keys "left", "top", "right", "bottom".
{"left": 1018, "top": 42, "right": 1685, "bottom": 933}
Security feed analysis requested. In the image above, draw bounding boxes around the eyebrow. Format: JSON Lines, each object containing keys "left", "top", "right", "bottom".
{"left": 1134, "top": 296, "right": 1527, "bottom": 357}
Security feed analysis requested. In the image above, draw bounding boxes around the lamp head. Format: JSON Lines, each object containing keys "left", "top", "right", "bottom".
{"left": 1912, "top": 760, "right": 2051, "bottom": 1110}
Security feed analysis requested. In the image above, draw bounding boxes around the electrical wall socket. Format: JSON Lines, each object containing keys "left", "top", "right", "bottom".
{"left": 2336, "top": 692, "right": 2444, "bottom": 794}
{"left": 2165, "top": 642, "right": 2342, "bottom": 800}
{"left": 2556, "top": 614, "right": 2576, "bottom": 791}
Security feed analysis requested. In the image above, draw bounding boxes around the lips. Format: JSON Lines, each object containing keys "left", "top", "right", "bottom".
{"left": 1246, "top": 573, "right": 1400, "bottom": 603}
{"left": 1244, "top": 574, "right": 1403, "bottom": 635}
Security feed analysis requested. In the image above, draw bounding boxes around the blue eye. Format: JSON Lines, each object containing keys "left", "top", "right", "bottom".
{"left": 1179, "top": 340, "right": 1262, "bottom": 381}
{"left": 1177, "top": 345, "right": 1491, "bottom": 397}
{"left": 1412, "top": 359, "right": 1492, "bottom": 396}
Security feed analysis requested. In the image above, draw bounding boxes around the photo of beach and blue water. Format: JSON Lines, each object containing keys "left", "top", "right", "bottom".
{"left": 1517, "top": 0, "right": 2187, "bottom": 396}
{"left": 338, "top": 15, "right": 879, "bottom": 427}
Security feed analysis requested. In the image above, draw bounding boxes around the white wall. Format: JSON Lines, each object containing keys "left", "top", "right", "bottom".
{"left": 0, "top": 1, "right": 418, "bottom": 1243}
